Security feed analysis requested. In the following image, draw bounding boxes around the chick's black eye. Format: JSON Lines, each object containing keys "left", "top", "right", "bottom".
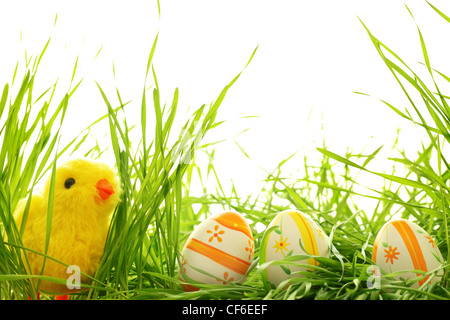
{"left": 64, "top": 178, "right": 76, "bottom": 189}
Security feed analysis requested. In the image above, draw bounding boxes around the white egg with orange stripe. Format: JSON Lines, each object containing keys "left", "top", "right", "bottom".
{"left": 261, "top": 210, "right": 330, "bottom": 288}
{"left": 372, "top": 218, "right": 444, "bottom": 288}
{"left": 179, "top": 211, "right": 254, "bottom": 291}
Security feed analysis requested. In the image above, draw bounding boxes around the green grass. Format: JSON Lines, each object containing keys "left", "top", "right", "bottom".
{"left": 1, "top": 2, "right": 449, "bottom": 300}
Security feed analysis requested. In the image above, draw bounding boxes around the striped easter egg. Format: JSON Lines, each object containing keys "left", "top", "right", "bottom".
{"left": 372, "top": 219, "right": 444, "bottom": 288}
{"left": 261, "top": 210, "right": 330, "bottom": 289}
{"left": 179, "top": 211, "right": 254, "bottom": 291}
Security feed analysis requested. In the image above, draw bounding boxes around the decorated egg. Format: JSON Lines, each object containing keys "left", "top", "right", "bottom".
{"left": 372, "top": 218, "right": 444, "bottom": 288}
{"left": 179, "top": 211, "right": 254, "bottom": 291}
{"left": 261, "top": 210, "right": 330, "bottom": 288}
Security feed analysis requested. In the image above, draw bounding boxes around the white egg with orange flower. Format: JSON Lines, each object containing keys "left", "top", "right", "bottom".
{"left": 372, "top": 218, "right": 444, "bottom": 288}
{"left": 179, "top": 211, "right": 254, "bottom": 291}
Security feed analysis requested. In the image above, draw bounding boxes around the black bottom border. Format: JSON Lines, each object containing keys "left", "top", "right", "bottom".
{"left": 2, "top": 299, "right": 447, "bottom": 318}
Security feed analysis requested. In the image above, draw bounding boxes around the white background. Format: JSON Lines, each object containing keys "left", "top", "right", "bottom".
{"left": 2, "top": 0, "right": 450, "bottom": 210}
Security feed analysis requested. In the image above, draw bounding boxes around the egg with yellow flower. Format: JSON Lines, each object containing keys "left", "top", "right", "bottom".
{"left": 260, "top": 210, "right": 330, "bottom": 289}
{"left": 179, "top": 211, "right": 254, "bottom": 291}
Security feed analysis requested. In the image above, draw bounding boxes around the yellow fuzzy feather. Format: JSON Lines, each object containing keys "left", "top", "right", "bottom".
{"left": 13, "top": 159, "right": 122, "bottom": 295}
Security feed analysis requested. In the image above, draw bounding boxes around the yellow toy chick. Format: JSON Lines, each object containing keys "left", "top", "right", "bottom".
{"left": 13, "top": 159, "right": 122, "bottom": 298}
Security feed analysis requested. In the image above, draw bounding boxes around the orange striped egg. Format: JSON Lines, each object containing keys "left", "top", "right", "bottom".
{"left": 372, "top": 219, "right": 444, "bottom": 288}
{"left": 179, "top": 211, "right": 254, "bottom": 291}
{"left": 261, "top": 210, "right": 330, "bottom": 289}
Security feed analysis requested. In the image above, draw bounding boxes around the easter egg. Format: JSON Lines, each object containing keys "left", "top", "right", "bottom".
{"left": 261, "top": 210, "right": 330, "bottom": 288}
{"left": 372, "top": 219, "right": 444, "bottom": 288}
{"left": 179, "top": 211, "right": 254, "bottom": 291}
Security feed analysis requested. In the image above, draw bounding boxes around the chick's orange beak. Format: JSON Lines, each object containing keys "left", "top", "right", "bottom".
{"left": 96, "top": 179, "right": 115, "bottom": 201}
